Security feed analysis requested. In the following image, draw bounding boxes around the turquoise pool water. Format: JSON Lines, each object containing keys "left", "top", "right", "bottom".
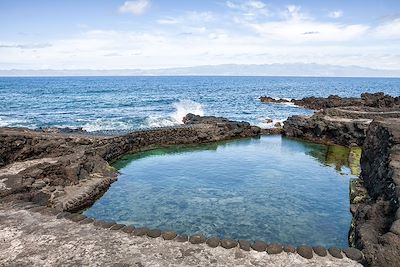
{"left": 84, "top": 136, "right": 356, "bottom": 247}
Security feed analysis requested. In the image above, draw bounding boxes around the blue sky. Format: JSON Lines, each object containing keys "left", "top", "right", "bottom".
{"left": 1, "top": 0, "right": 400, "bottom": 70}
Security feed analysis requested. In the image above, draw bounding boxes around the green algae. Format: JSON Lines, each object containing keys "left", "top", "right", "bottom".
{"left": 348, "top": 147, "right": 362, "bottom": 176}
{"left": 307, "top": 143, "right": 362, "bottom": 176}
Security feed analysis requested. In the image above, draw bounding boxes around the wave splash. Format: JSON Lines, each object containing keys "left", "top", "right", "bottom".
{"left": 143, "top": 100, "right": 204, "bottom": 128}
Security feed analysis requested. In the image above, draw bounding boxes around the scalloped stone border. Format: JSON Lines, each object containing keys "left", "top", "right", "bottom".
{"left": 10, "top": 200, "right": 365, "bottom": 264}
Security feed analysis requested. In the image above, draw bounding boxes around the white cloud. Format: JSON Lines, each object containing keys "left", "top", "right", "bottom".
{"left": 240, "top": 6, "right": 367, "bottom": 42}
{"left": 0, "top": 43, "right": 52, "bottom": 49}
{"left": 282, "top": 5, "right": 308, "bottom": 21}
{"left": 157, "top": 11, "right": 214, "bottom": 26}
{"left": 226, "top": 0, "right": 269, "bottom": 18}
{"left": 248, "top": 20, "right": 369, "bottom": 42}
{"left": 227, "top": 0, "right": 266, "bottom": 10}
{"left": 1, "top": 3, "right": 400, "bottom": 70}
{"left": 118, "top": 0, "right": 150, "bottom": 15}
{"left": 157, "top": 17, "right": 180, "bottom": 25}
{"left": 329, "top": 10, "right": 343, "bottom": 19}
{"left": 372, "top": 18, "right": 400, "bottom": 39}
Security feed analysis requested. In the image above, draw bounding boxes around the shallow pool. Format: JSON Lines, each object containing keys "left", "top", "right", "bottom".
{"left": 84, "top": 136, "right": 357, "bottom": 247}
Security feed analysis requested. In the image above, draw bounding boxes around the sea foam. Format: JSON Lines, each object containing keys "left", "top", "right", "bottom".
{"left": 142, "top": 99, "right": 204, "bottom": 128}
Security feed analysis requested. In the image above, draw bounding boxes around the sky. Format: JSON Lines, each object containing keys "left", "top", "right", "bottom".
{"left": 1, "top": 0, "right": 400, "bottom": 70}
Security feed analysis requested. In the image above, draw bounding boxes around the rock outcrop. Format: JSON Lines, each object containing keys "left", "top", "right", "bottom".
{"left": 282, "top": 94, "right": 400, "bottom": 146}
{"left": 0, "top": 115, "right": 261, "bottom": 212}
{"left": 283, "top": 112, "right": 372, "bottom": 146}
{"left": 260, "top": 92, "right": 400, "bottom": 110}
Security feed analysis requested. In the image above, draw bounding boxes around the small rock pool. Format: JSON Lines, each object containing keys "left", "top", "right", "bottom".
{"left": 84, "top": 135, "right": 360, "bottom": 247}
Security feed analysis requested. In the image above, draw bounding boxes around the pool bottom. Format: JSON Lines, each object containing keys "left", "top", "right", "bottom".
{"left": 84, "top": 136, "right": 358, "bottom": 247}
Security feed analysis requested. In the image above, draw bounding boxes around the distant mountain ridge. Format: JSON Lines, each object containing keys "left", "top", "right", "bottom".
{"left": 1, "top": 63, "right": 400, "bottom": 77}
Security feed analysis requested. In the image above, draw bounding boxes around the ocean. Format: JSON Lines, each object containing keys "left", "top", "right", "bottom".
{"left": 0, "top": 76, "right": 399, "bottom": 132}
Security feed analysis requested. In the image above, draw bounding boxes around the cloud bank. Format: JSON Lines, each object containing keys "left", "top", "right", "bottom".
{"left": 0, "top": 0, "right": 399, "bottom": 71}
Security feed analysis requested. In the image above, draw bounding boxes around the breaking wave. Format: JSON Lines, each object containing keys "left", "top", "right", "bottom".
{"left": 142, "top": 100, "right": 204, "bottom": 128}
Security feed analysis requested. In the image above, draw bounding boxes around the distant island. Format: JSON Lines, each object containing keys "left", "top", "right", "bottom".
{"left": 1, "top": 63, "right": 400, "bottom": 77}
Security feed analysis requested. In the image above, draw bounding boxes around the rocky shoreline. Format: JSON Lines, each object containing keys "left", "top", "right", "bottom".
{"left": 260, "top": 92, "right": 400, "bottom": 110}
{"left": 281, "top": 93, "right": 400, "bottom": 147}
{"left": 1, "top": 93, "right": 399, "bottom": 266}
{"left": 0, "top": 114, "right": 262, "bottom": 212}
{"left": 260, "top": 92, "right": 400, "bottom": 266}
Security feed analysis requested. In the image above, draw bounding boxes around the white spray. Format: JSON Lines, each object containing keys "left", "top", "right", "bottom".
{"left": 143, "top": 99, "right": 205, "bottom": 128}
{"left": 172, "top": 99, "right": 204, "bottom": 123}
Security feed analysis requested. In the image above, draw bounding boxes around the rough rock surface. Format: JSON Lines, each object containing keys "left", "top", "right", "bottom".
{"left": 261, "top": 92, "right": 400, "bottom": 110}
{"left": 0, "top": 203, "right": 362, "bottom": 267}
{"left": 282, "top": 94, "right": 400, "bottom": 146}
{"left": 352, "top": 118, "right": 400, "bottom": 267}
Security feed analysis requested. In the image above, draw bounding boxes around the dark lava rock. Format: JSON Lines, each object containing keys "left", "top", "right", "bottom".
{"left": 147, "top": 229, "right": 162, "bottom": 238}
{"left": 38, "top": 207, "right": 60, "bottom": 216}
{"left": 133, "top": 227, "right": 149, "bottom": 236}
{"left": 93, "top": 220, "right": 116, "bottom": 229}
{"left": 283, "top": 245, "right": 296, "bottom": 253}
{"left": 17, "top": 202, "right": 37, "bottom": 209}
{"left": 259, "top": 96, "right": 291, "bottom": 104}
{"left": 297, "top": 246, "right": 313, "bottom": 259}
{"left": 220, "top": 239, "right": 238, "bottom": 249}
{"left": 343, "top": 248, "right": 363, "bottom": 262}
{"left": 238, "top": 240, "right": 251, "bottom": 251}
{"left": 206, "top": 237, "right": 220, "bottom": 248}
{"left": 175, "top": 235, "right": 188, "bottom": 242}
{"left": 121, "top": 226, "right": 135, "bottom": 234}
{"left": 30, "top": 206, "right": 47, "bottom": 213}
{"left": 79, "top": 218, "right": 94, "bottom": 224}
{"left": 56, "top": 211, "right": 71, "bottom": 219}
{"left": 267, "top": 244, "right": 283, "bottom": 254}
{"left": 32, "top": 191, "right": 50, "bottom": 206}
{"left": 69, "top": 214, "right": 86, "bottom": 222}
{"left": 110, "top": 224, "right": 126, "bottom": 231}
{"left": 162, "top": 231, "right": 177, "bottom": 240}
{"left": 312, "top": 246, "right": 327, "bottom": 257}
{"left": 328, "top": 247, "right": 343, "bottom": 259}
{"left": 390, "top": 220, "right": 400, "bottom": 235}
{"left": 189, "top": 234, "right": 206, "bottom": 244}
{"left": 251, "top": 241, "right": 268, "bottom": 252}
{"left": 64, "top": 213, "right": 78, "bottom": 219}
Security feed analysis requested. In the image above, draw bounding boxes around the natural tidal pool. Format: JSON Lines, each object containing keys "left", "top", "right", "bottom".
{"left": 84, "top": 136, "right": 359, "bottom": 247}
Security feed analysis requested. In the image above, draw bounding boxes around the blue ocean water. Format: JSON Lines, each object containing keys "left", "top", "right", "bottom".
{"left": 84, "top": 136, "right": 356, "bottom": 247}
{"left": 0, "top": 76, "right": 399, "bottom": 131}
